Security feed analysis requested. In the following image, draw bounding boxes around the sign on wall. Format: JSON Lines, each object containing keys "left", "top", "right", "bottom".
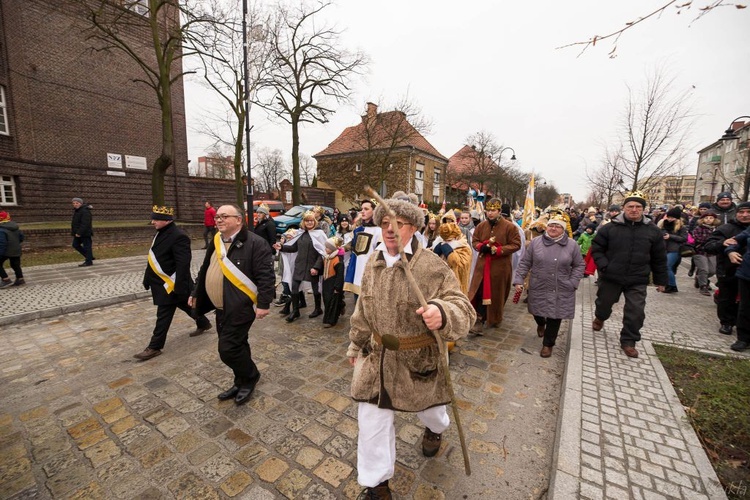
{"left": 125, "top": 155, "right": 148, "bottom": 170}
{"left": 107, "top": 153, "right": 122, "bottom": 169}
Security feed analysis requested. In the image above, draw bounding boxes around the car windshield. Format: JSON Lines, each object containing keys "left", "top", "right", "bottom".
{"left": 284, "top": 206, "right": 306, "bottom": 217}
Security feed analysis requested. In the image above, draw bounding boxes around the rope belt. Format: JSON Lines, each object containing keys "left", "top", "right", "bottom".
{"left": 372, "top": 331, "right": 436, "bottom": 350}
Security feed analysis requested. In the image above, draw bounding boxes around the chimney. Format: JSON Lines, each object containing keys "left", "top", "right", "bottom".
{"left": 366, "top": 102, "right": 378, "bottom": 119}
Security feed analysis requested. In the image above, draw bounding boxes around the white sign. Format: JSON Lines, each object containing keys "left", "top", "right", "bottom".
{"left": 285, "top": 191, "right": 292, "bottom": 203}
{"left": 106, "top": 170, "right": 126, "bottom": 177}
{"left": 107, "top": 153, "right": 122, "bottom": 169}
{"left": 125, "top": 155, "right": 148, "bottom": 170}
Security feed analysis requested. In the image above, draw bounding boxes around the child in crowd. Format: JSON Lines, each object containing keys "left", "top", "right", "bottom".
{"left": 322, "top": 236, "right": 345, "bottom": 328}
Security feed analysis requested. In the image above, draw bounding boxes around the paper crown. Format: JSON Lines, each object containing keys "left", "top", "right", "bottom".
{"left": 485, "top": 199, "right": 502, "bottom": 210}
{"left": 257, "top": 203, "right": 270, "bottom": 215}
{"left": 623, "top": 190, "right": 647, "bottom": 206}
{"left": 151, "top": 205, "right": 175, "bottom": 220}
{"left": 302, "top": 210, "right": 317, "bottom": 220}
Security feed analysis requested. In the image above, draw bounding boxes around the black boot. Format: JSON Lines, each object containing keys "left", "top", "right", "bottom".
{"left": 279, "top": 296, "right": 291, "bottom": 315}
{"left": 299, "top": 293, "right": 307, "bottom": 309}
{"left": 309, "top": 293, "right": 323, "bottom": 318}
{"left": 273, "top": 293, "right": 290, "bottom": 307}
{"left": 286, "top": 294, "right": 300, "bottom": 322}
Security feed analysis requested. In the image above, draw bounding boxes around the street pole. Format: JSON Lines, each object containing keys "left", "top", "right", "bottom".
{"left": 243, "top": 0, "right": 254, "bottom": 229}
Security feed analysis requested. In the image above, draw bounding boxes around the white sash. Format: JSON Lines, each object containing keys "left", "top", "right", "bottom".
{"left": 147, "top": 234, "right": 175, "bottom": 293}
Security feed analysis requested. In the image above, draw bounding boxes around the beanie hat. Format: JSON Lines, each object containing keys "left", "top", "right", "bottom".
{"left": 0, "top": 211, "right": 9, "bottom": 223}
{"left": 666, "top": 207, "right": 682, "bottom": 219}
{"left": 547, "top": 217, "right": 567, "bottom": 228}
{"left": 699, "top": 211, "right": 717, "bottom": 219}
{"left": 501, "top": 203, "right": 511, "bottom": 217}
{"left": 623, "top": 190, "right": 647, "bottom": 208}
{"left": 608, "top": 204, "right": 621, "bottom": 212}
{"left": 256, "top": 203, "right": 270, "bottom": 216}
{"left": 717, "top": 192, "right": 732, "bottom": 201}
{"left": 72, "top": 197, "right": 84, "bottom": 204}
{"left": 698, "top": 202, "right": 712, "bottom": 209}
{"left": 737, "top": 202, "right": 750, "bottom": 211}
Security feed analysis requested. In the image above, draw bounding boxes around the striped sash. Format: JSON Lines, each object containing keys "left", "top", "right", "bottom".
{"left": 147, "top": 234, "right": 175, "bottom": 293}
{"left": 214, "top": 232, "right": 258, "bottom": 305}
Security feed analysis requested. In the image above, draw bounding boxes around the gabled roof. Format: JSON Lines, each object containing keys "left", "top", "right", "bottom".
{"left": 314, "top": 107, "right": 447, "bottom": 162}
{"left": 446, "top": 145, "right": 499, "bottom": 191}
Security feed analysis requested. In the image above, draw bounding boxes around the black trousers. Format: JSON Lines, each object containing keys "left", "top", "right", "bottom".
{"left": 291, "top": 275, "right": 319, "bottom": 294}
{"left": 594, "top": 280, "right": 647, "bottom": 347}
{"left": 215, "top": 310, "right": 260, "bottom": 388}
{"left": 203, "top": 225, "right": 216, "bottom": 248}
{"left": 534, "top": 316, "right": 563, "bottom": 347}
{"left": 716, "top": 276, "right": 739, "bottom": 326}
{"left": 736, "top": 278, "right": 750, "bottom": 343}
{"left": 72, "top": 235, "right": 94, "bottom": 263}
{"left": 0, "top": 256, "right": 23, "bottom": 280}
{"left": 147, "top": 301, "right": 209, "bottom": 350}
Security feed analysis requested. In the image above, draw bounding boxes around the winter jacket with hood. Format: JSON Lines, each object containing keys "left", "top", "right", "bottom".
{"left": 591, "top": 212, "right": 668, "bottom": 287}
{"left": 0, "top": 221, "right": 24, "bottom": 257}
{"left": 656, "top": 218, "right": 687, "bottom": 253}
{"left": 71, "top": 205, "right": 93, "bottom": 237}
{"left": 704, "top": 219, "right": 750, "bottom": 279}
{"left": 711, "top": 201, "right": 737, "bottom": 225}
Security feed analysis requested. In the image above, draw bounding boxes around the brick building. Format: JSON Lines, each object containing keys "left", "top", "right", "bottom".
{"left": 0, "top": 0, "right": 231, "bottom": 222}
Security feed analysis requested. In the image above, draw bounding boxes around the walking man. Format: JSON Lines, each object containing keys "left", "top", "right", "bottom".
{"left": 71, "top": 197, "right": 95, "bottom": 266}
{"left": 590, "top": 191, "right": 668, "bottom": 358}
{"left": 202, "top": 200, "right": 217, "bottom": 249}
{"left": 134, "top": 206, "right": 211, "bottom": 361}
{"left": 189, "top": 204, "right": 274, "bottom": 405}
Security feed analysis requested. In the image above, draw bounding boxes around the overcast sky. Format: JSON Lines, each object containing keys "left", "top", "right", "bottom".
{"left": 183, "top": 0, "right": 750, "bottom": 202}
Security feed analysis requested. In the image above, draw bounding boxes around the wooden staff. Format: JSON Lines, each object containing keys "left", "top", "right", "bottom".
{"left": 365, "top": 187, "right": 472, "bottom": 476}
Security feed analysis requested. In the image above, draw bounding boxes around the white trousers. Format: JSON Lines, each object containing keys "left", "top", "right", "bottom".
{"left": 357, "top": 402, "right": 450, "bottom": 488}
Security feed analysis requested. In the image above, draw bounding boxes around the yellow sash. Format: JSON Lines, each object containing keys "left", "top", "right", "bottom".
{"left": 214, "top": 232, "right": 258, "bottom": 304}
{"left": 147, "top": 234, "right": 175, "bottom": 293}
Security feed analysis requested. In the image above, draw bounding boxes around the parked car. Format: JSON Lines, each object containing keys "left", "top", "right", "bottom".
{"left": 252, "top": 200, "right": 285, "bottom": 225}
{"left": 274, "top": 205, "right": 334, "bottom": 234}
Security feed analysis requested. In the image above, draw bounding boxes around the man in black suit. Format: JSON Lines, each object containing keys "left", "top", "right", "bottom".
{"left": 134, "top": 206, "right": 211, "bottom": 361}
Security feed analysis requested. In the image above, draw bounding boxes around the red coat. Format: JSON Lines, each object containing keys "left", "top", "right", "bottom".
{"left": 204, "top": 206, "right": 216, "bottom": 227}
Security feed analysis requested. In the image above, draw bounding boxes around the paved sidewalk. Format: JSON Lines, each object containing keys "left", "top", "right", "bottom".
{"left": 550, "top": 268, "right": 749, "bottom": 500}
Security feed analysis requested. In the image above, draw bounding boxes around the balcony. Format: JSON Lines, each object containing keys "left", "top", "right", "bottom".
{"left": 709, "top": 155, "right": 721, "bottom": 163}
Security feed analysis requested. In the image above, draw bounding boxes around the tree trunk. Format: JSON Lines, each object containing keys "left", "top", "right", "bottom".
{"left": 234, "top": 109, "right": 245, "bottom": 207}
{"left": 291, "top": 115, "right": 301, "bottom": 206}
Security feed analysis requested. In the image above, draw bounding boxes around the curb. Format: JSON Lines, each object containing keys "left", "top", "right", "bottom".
{"left": 0, "top": 291, "right": 151, "bottom": 327}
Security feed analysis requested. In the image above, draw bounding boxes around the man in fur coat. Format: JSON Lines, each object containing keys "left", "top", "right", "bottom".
{"left": 467, "top": 198, "right": 522, "bottom": 332}
{"left": 347, "top": 199, "right": 475, "bottom": 500}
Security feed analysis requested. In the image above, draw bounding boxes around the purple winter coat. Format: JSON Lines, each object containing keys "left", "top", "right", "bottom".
{"left": 512, "top": 233, "right": 585, "bottom": 320}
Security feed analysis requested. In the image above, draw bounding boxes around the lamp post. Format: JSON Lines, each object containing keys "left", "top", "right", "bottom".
{"left": 719, "top": 116, "right": 750, "bottom": 202}
{"left": 242, "top": 0, "right": 254, "bottom": 228}
{"left": 492, "top": 147, "right": 517, "bottom": 203}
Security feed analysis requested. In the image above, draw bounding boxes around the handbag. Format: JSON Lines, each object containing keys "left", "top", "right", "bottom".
{"left": 680, "top": 243, "right": 695, "bottom": 257}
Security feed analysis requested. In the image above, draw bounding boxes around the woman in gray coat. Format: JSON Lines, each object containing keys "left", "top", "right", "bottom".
{"left": 513, "top": 217, "right": 585, "bottom": 357}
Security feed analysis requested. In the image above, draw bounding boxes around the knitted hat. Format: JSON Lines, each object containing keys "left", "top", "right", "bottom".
{"left": 0, "top": 211, "right": 9, "bottom": 223}
{"left": 737, "top": 202, "right": 750, "bottom": 211}
{"left": 501, "top": 203, "right": 511, "bottom": 217}
{"left": 608, "top": 204, "right": 621, "bottom": 212}
{"left": 547, "top": 216, "right": 567, "bottom": 228}
{"left": 151, "top": 205, "right": 175, "bottom": 221}
{"left": 717, "top": 192, "right": 732, "bottom": 201}
{"left": 622, "top": 190, "right": 647, "bottom": 208}
{"left": 699, "top": 211, "right": 717, "bottom": 219}
{"left": 256, "top": 203, "right": 270, "bottom": 216}
{"left": 666, "top": 207, "right": 682, "bottom": 219}
{"left": 72, "top": 197, "right": 84, "bottom": 204}
{"left": 698, "top": 202, "right": 712, "bottom": 209}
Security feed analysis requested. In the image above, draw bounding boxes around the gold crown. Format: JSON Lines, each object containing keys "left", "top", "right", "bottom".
{"left": 259, "top": 203, "right": 270, "bottom": 211}
{"left": 313, "top": 205, "right": 324, "bottom": 214}
{"left": 550, "top": 214, "right": 567, "bottom": 222}
{"left": 302, "top": 210, "right": 317, "bottom": 220}
{"left": 152, "top": 205, "right": 175, "bottom": 216}
{"left": 427, "top": 212, "right": 439, "bottom": 221}
{"left": 485, "top": 200, "right": 502, "bottom": 210}
{"left": 625, "top": 190, "right": 647, "bottom": 200}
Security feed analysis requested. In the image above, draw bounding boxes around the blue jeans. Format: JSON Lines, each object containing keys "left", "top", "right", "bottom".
{"left": 666, "top": 252, "right": 680, "bottom": 287}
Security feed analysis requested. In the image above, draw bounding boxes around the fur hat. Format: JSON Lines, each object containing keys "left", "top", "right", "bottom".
{"left": 407, "top": 193, "right": 419, "bottom": 205}
{"left": 0, "top": 211, "right": 9, "bottom": 223}
{"left": 623, "top": 190, "right": 647, "bottom": 208}
{"left": 373, "top": 199, "right": 425, "bottom": 231}
{"left": 391, "top": 190, "right": 409, "bottom": 202}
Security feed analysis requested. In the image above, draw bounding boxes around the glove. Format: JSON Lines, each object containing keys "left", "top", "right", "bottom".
{"left": 480, "top": 244, "right": 492, "bottom": 255}
{"left": 440, "top": 243, "right": 454, "bottom": 256}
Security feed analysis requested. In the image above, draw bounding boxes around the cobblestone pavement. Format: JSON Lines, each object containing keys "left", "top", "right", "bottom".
{"left": 551, "top": 268, "right": 750, "bottom": 500}
{"left": 0, "top": 257, "right": 566, "bottom": 498}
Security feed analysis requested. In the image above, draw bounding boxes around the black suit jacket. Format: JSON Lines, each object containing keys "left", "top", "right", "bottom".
{"left": 143, "top": 222, "right": 193, "bottom": 305}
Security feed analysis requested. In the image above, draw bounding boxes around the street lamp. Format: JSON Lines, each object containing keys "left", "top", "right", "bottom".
{"left": 242, "top": 0, "right": 254, "bottom": 228}
{"left": 719, "top": 115, "right": 750, "bottom": 201}
{"left": 498, "top": 147, "right": 517, "bottom": 161}
{"left": 720, "top": 116, "right": 750, "bottom": 142}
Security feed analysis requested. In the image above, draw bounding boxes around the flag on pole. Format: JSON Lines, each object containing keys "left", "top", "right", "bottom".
{"left": 521, "top": 174, "right": 535, "bottom": 229}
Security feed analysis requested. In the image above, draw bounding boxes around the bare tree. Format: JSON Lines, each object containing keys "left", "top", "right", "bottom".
{"left": 535, "top": 182, "right": 561, "bottom": 209}
{"left": 257, "top": 0, "right": 367, "bottom": 205}
{"left": 617, "top": 67, "right": 694, "bottom": 193}
{"left": 74, "top": 0, "right": 215, "bottom": 204}
{"left": 254, "top": 147, "right": 287, "bottom": 194}
{"left": 298, "top": 153, "right": 316, "bottom": 187}
{"left": 558, "top": 1, "right": 747, "bottom": 58}
{"left": 449, "top": 132, "right": 504, "bottom": 196}
{"left": 187, "top": 0, "right": 273, "bottom": 206}
{"left": 585, "top": 146, "right": 627, "bottom": 207}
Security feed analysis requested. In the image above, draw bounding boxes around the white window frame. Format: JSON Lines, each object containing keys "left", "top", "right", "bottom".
{"left": 415, "top": 163, "right": 425, "bottom": 180}
{"left": 0, "top": 86, "right": 9, "bottom": 136}
{"left": 0, "top": 175, "right": 17, "bottom": 205}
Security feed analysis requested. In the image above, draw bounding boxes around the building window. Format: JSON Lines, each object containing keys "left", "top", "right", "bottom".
{"left": 123, "top": 0, "right": 149, "bottom": 16}
{"left": 433, "top": 195, "right": 439, "bottom": 203}
{"left": 415, "top": 163, "right": 424, "bottom": 180}
{"left": 434, "top": 168, "right": 440, "bottom": 183}
{"left": 0, "top": 86, "right": 9, "bottom": 135}
{"left": 0, "top": 176, "right": 17, "bottom": 205}
{"left": 355, "top": 163, "right": 361, "bottom": 172}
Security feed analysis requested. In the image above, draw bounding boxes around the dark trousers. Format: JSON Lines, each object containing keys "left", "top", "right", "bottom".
{"left": 215, "top": 310, "right": 260, "bottom": 388}
{"left": 736, "top": 279, "right": 750, "bottom": 343}
{"left": 594, "top": 280, "right": 648, "bottom": 347}
{"left": 534, "top": 316, "right": 562, "bottom": 347}
{"left": 72, "top": 236, "right": 94, "bottom": 263}
{"left": 203, "top": 225, "right": 216, "bottom": 248}
{"left": 291, "top": 275, "right": 319, "bottom": 294}
{"left": 716, "top": 276, "right": 739, "bottom": 326}
{"left": 0, "top": 256, "right": 23, "bottom": 280}
{"left": 147, "top": 301, "right": 209, "bottom": 350}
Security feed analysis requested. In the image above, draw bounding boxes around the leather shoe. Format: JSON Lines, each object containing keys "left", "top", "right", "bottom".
{"left": 731, "top": 340, "right": 749, "bottom": 352}
{"left": 235, "top": 387, "right": 254, "bottom": 405}
{"left": 78, "top": 261, "right": 93, "bottom": 267}
{"left": 422, "top": 428, "right": 442, "bottom": 457}
{"left": 218, "top": 386, "right": 240, "bottom": 400}
{"left": 540, "top": 346, "right": 553, "bottom": 358}
{"left": 189, "top": 321, "right": 212, "bottom": 337}
{"left": 133, "top": 348, "right": 161, "bottom": 361}
{"left": 719, "top": 324, "right": 733, "bottom": 335}
{"left": 621, "top": 345, "right": 639, "bottom": 358}
{"left": 592, "top": 318, "right": 605, "bottom": 331}
{"left": 537, "top": 325, "right": 545, "bottom": 337}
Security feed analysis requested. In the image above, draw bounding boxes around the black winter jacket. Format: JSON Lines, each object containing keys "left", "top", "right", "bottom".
{"left": 192, "top": 229, "right": 275, "bottom": 326}
{"left": 0, "top": 221, "right": 24, "bottom": 257}
{"left": 142, "top": 222, "right": 193, "bottom": 305}
{"left": 71, "top": 206, "right": 93, "bottom": 237}
{"left": 253, "top": 218, "right": 277, "bottom": 253}
{"left": 703, "top": 219, "right": 749, "bottom": 280}
{"left": 591, "top": 213, "right": 668, "bottom": 286}
{"left": 711, "top": 202, "right": 737, "bottom": 225}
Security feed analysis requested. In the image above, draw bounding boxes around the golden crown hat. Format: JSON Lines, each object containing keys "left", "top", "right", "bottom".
{"left": 326, "top": 235, "right": 343, "bottom": 249}
{"left": 151, "top": 205, "right": 175, "bottom": 220}
{"left": 427, "top": 212, "right": 439, "bottom": 222}
{"left": 623, "top": 190, "right": 648, "bottom": 206}
{"left": 485, "top": 199, "right": 502, "bottom": 210}
{"left": 302, "top": 210, "right": 317, "bottom": 221}
{"left": 313, "top": 205, "right": 324, "bottom": 214}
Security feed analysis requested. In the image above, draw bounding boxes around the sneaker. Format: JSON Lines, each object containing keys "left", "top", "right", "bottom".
{"left": 422, "top": 428, "right": 442, "bottom": 457}
{"left": 0, "top": 279, "right": 12, "bottom": 289}
{"left": 730, "top": 340, "right": 749, "bottom": 352}
{"left": 12, "top": 278, "right": 25, "bottom": 286}
{"left": 719, "top": 324, "right": 733, "bottom": 335}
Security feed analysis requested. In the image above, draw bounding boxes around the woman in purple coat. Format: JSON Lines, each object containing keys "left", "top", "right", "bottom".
{"left": 513, "top": 216, "right": 585, "bottom": 357}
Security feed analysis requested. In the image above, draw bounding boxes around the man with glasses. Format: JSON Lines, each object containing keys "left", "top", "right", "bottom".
{"left": 134, "top": 206, "right": 212, "bottom": 361}
{"left": 189, "top": 204, "right": 275, "bottom": 405}
{"left": 590, "top": 191, "right": 667, "bottom": 358}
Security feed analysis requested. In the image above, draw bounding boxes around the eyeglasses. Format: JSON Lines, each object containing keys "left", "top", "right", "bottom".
{"left": 214, "top": 214, "right": 241, "bottom": 221}
{"left": 380, "top": 220, "right": 411, "bottom": 229}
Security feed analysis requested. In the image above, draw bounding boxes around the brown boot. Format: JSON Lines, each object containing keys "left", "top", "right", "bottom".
{"left": 422, "top": 428, "right": 442, "bottom": 457}
{"left": 469, "top": 320, "right": 484, "bottom": 335}
{"left": 621, "top": 345, "right": 639, "bottom": 358}
{"left": 357, "top": 480, "right": 392, "bottom": 499}
{"left": 133, "top": 348, "right": 161, "bottom": 361}
{"left": 540, "top": 345, "right": 553, "bottom": 358}
{"left": 592, "top": 317, "right": 605, "bottom": 331}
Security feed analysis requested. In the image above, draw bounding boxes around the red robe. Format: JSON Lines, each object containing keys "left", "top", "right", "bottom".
{"left": 467, "top": 217, "right": 521, "bottom": 325}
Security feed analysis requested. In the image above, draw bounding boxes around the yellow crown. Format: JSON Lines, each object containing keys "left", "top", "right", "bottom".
{"left": 485, "top": 199, "right": 502, "bottom": 210}
{"left": 259, "top": 203, "right": 270, "bottom": 211}
{"left": 550, "top": 214, "right": 567, "bottom": 222}
{"left": 152, "top": 205, "right": 175, "bottom": 216}
{"left": 626, "top": 190, "right": 647, "bottom": 200}
{"left": 302, "top": 210, "right": 317, "bottom": 220}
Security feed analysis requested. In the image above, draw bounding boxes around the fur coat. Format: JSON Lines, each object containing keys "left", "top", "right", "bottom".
{"left": 347, "top": 238, "right": 476, "bottom": 412}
